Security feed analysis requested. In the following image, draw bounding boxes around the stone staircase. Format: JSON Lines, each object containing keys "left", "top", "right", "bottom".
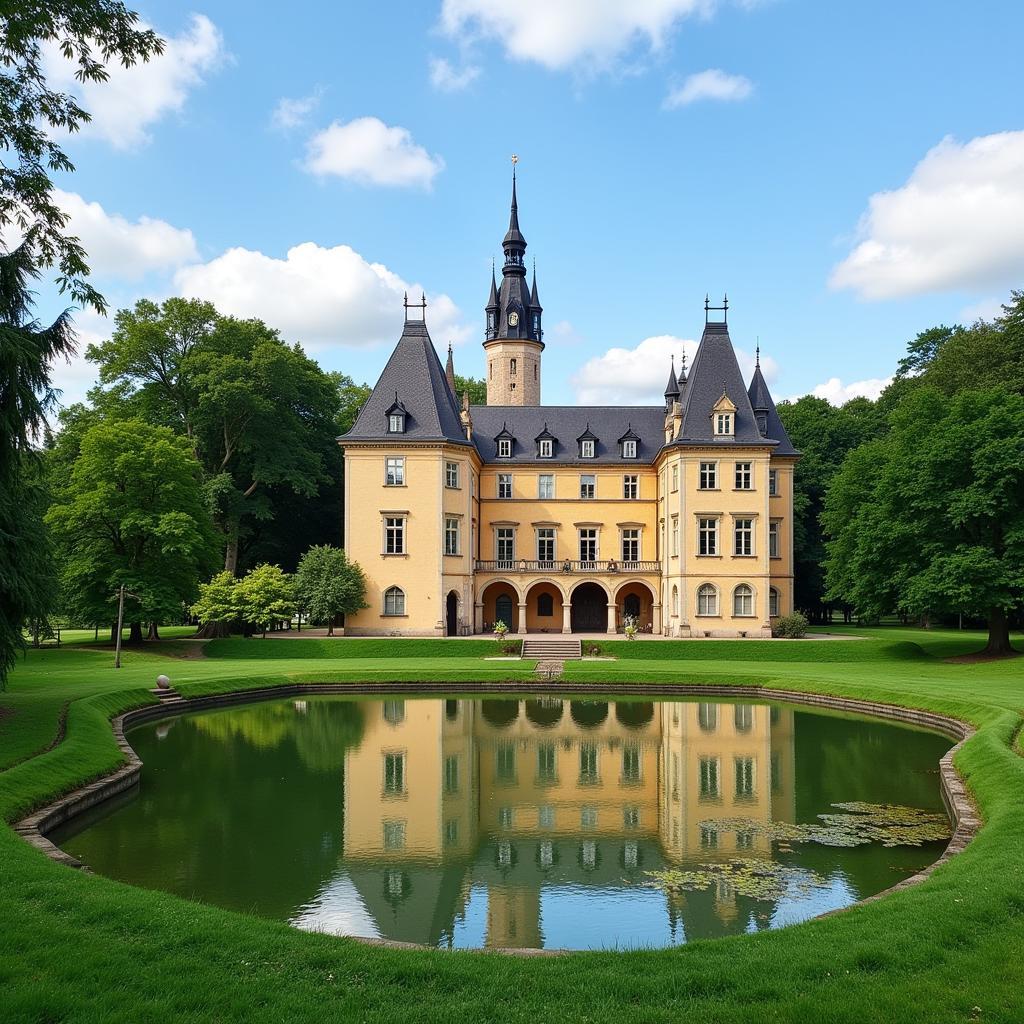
{"left": 521, "top": 637, "right": 582, "bottom": 662}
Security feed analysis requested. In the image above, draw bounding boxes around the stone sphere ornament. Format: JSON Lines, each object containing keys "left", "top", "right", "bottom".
{"left": 156, "top": 674, "right": 171, "bottom": 690}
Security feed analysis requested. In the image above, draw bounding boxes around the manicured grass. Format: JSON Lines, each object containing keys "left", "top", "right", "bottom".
{"left": 1, "top": 627, "right": 1023, "bottom": 1023}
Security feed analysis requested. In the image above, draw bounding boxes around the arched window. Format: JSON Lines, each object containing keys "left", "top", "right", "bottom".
{"left": 537, "top": 592, "right": 554, "bottom": 617}
{"left": 734, "top": 704, "right": 754, "bottom": 733}
{"left": 697, "top": 583, "right": 718, "bottom": 616}
{"left": 733, "top": 584, "right": 754, "bottom": 617}
{"left": 384, "top": 586, "right": 405, "bottom": 616}
{"left": 769, "top": 587, "right": 780, "bottom": 618}
{"left": 698, "top": 703, "right": 718, "bottom": 732}
{"left": 671, "top": 585, "right": 679, "bottom": 616}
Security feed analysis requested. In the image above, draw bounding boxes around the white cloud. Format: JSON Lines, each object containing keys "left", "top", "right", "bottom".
{"left": 958, "top": 297, "right": 1005, "bottom": 324}
{"left": 271, "top": 91, "right": 322, "bottom": 131}
{"left": 52, "top": 189, "right": 198, "bottom": 279}
{"left": 41, "top": 15, "right": 225, "bottom": 150}
{"left": 798, "top": 376, "right": 892, "bottom": 406}
{"left": 304, "top": 117, "right": 444, "bottom": 188}
{"left": 663, "top": 69, "right": 753, "bottom": 108}
{"left": 830, "top": 131, "right": 1024, "bottom": 300}
{"left": 50, "top": 310, "right": 111, "bottom": 412}
{"left": 549, "top": 320, "right": 584, "bottom": 345}
{"left": 573, "top": 333, "right": 777, "bottom": 404}
{"left": 174, "top": 241, "right": 469, "bottom": 351}
{"left": 440, "top": 0, "right": 716, "bottom": 71}
{"left": 429, "top": 57, "right": 481, "bottom": 92}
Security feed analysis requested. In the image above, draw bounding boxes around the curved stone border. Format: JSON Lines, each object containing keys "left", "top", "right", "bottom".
{"left": 13, "top": 680, "right": 980, "bottom": 955}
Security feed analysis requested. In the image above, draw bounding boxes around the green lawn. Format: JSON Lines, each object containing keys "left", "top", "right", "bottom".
{"left": 1, "top": 627, "right": 1023, "bottom": 1023}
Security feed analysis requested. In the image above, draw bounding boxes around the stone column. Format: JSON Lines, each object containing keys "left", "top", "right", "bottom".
{"left": 606, "top": 602, "right": 617, "bottom": 635}
{"left": 652, "top": 602, "right": 662, "bottom": 635}
{"left": 474, "top": 602, "right": 484, "bottom": 634}
{"left": 561, "top": 601, "right": 572, "bottom": 634}
{"left": 517, "top": 602, "right": 528, "bottom": 635}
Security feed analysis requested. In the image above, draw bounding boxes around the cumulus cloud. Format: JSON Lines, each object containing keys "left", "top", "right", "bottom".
{"left": 271, "top": 91, "right": 322, "bottom": 131}
{"left": 41, "top": 14, "right": 225, "bottom": 150}
{"left": 795, "top": 377, "right": 892, "bottom": 406}
{"left": 573, "top": 333, "right": 777, "bottom": 404}
{"left": 429, "top": 57, "right": 481, "bottom": 92}
{"left": 663, "top": 69, "right": 753, "bottom": 108}
{"left": 174, "top": 241, "right": 469, "bottom": 351}
{"left": 304, "top": 116, "right": 444, "bottom": 188}
{"left": 440, "top": 0, "right": 716, "bottom": 71}
{"left": 830, "top": 131, "right": 1024, "bottom": 300}
{"left": 49, "top": 310, "right": 112, "bottom": 412}
{"left": 52, "top": 189, "right": 198, "bottom": 279}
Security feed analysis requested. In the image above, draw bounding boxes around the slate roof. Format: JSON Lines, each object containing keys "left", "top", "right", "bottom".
{"left": 747, "top": 363, "right": 798, "bottom": 455}
{"left": 470, "top": 405, "right": 665, "bottom": 464}
{"left": 673, "top": 321, "right": 777, "bottom": 449}
{"left": 341, "top": 318, "right": 470, "bottom": 446}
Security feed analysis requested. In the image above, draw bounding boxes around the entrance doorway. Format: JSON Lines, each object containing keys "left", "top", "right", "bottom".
{"left": 446, "top": 591, "right": 458, "bottom": 636}
{"left": 571, "top": 583, "right": 607, "bottom": 632}
{"left": 495, "top": 594, "right": 514, "bottom": 631}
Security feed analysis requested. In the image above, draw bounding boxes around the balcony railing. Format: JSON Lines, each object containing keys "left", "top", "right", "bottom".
{"left": 475, "top": 559, "right": 661, "bottom": 574}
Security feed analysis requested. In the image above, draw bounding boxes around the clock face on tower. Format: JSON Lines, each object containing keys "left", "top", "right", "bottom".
{"left": 507, "top": 311, "right": 519, "bottom": 327}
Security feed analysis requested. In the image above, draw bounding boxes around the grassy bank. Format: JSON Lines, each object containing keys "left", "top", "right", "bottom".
{"left": 1, "top": 627, "right": 1023, "bottom": 1023}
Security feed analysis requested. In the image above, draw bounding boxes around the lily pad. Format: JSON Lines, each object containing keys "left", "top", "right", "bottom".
{"left": 644, "top": 858, "right": 831, "bottom": 902}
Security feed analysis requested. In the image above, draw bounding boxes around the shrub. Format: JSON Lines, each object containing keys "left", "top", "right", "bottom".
{"left": 773, "top": 612, "right": 809, "bottom": 639}
{"left": 500, "top": 639, "right": 523, "bottom": 656}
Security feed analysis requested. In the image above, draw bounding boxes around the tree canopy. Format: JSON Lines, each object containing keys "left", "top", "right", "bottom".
{"left": 294, "top": 545, "right": 367, "bottom": 635}
{"left": 235, "top": 564, "right": 295, "bottom": 638}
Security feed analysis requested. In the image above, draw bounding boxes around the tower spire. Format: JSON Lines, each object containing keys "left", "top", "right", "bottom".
{"left": 445, "top": 342, "right": 456, "bottom": 394}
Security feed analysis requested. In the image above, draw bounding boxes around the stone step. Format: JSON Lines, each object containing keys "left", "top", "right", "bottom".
{"left": 521, "top": 638, "right": 583, "bottom": 660}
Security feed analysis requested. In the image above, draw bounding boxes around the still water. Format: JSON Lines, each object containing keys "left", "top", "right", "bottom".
{"left": 53, "top": 695, "right": 951, "bottom": 950}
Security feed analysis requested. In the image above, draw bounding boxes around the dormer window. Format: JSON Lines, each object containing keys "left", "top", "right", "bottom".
{"left": 540, "top": 439, "right": 552, "bottom": 458}
{"left": 498, "top": 438, "right": 512, "bottom": 458}
{"left": 617, "top": 425, "right": 640, "bottom": 459}
{"left": 622, "top": 439, "right": 637, "bottom": 458}
{"left": 711, "top": 393, "right": 737, "bottom": 438}
{"left": 715, "top": 413, "right": 733, "bottom": 436}
{"left": 385, "top": 395, "right": 407, "bottom": 434}
{"left": 581, "top": 439, "right": 595, "bottom": 459}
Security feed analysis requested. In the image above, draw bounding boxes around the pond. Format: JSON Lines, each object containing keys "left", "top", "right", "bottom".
{"left": 52, "top": 694, "right": 952, "bottom": 950}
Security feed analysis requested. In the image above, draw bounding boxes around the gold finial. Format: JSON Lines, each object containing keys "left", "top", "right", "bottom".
{"left": 510, "top": 154, "right": 519, "bottom": 166}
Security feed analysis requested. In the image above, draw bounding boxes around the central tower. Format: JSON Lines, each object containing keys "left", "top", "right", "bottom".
{"left": 484, "top": 165, "right": 543, "bottom": 406}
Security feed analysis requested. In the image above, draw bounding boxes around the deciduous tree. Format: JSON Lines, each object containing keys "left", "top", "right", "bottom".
{"left": 294, "top": 545, "right": 367, "bottom": 635}
{"left": 235, "top": 564, "right": 295, "bottom": 638}
{"left": 190, "top": 570, "right": 239, "bottom": 638}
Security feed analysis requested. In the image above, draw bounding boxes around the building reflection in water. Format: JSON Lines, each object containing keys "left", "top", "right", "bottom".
{"left": 336, "top": 698, "right": 795, "bottom": 949}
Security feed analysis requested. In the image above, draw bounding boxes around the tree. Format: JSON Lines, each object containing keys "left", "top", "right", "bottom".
{"left": 294, "top": 546, "right": 367, "bottom": 635}
{"left": 45, "top": 420, "right": 218, "bottom": 640}
{"left": 235, "top": 564, "right": 295, "bottom": 638}
{"left": 190, "top": 570, "right": 239, "bottom": 639}
{"left": 454, "top": 374, "right": 487, "bottom": 406}
{"left": 893, "top": 325, "right": 961, "bottom": 381}
{"left": 0, "top": 3, "right": 162, "bottom": 311}
{"left": 823, "top": 386, "right": 1024, "bottom": 656}
{"left": 87, "top": 299, "right": 339, "bottom": 573}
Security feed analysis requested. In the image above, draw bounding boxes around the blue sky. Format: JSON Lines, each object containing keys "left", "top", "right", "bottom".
{"left": 41, "top": 0, "right": 1024, "bottom": 408}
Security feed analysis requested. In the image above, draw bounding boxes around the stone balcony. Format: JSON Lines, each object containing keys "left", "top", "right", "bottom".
{"left": 474, "top": 559, "right": 661, "bottom": 575}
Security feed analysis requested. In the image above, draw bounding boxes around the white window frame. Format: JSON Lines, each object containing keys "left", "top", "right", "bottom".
{"left": 578, "top": 528, "right": 598, "bottom": 563}
{"left": 538, "top": 473, "right": 554, "bottom": 499}
{"left": 497, "top": 438, "right": 512, "bottom": 458}
{"left": 497, "top": 473, "right": 513, "bottom": 499}
{"left": 733, "top": 584, "right": 755, "bottom": 617}
{"left": 623, "top": 474, "right": 638, "bottom": 499}
{"left": 698, "top": 517, "right": 718, "bottom": 556}
{"left": 671, "top": 517, "right": 679, "bottom": 557}
{"left": 580, "top": 474, "right": 596, "bottom": 499}
{"left": 622, "top": 439, "right": 637, "bottom": 459}
{"left": 734, "top": 518, "right": 754, "bottom": 556}
{"left": 769, "top": 468, "right": 779, "bottom": 496}
{"left": 715, "top": 412, "right": 733, "bottom": 436}
{"left": 384, "top": 516, "right": 405, "bottom": 555}
{"left": 444, "top": 517, "right": 460, "bottom": 556}
{"left": 383, "top": 586, "right": 405, "bottom": 616}
{"left": 735, "top": 461, "right": 752, "bottom": 490}
{"left": 385, "top": 457, "right": 405, "bottom": 486}
{"left": 495, "top": 527, "right": 515, "bottom": 564}
{"left": 621, "top": 528, "right": 640, "bottom": 563}
{"left": 769, "top": 520, "right": 780, "bottom": 558}
{"left": 445, "top": 461, "right": 460, "bottom": 489}
{"left": 383, "top": 752, "right": 406, "bottom": 794}
{"left": 699, "top": 461, "right": 717, "bottom": 489}
{"left": 536, "top": 527, "right": 555, "bottom": 563}
{"left": 539, "top": 438, "right": 553, "bottom": 458}
{"left": 388, "top": 413, "right": 404, "bottom": 434}
{"left": 580, "top": 438, "right": 595, "bottom": 459}
{"left": 697, "top": 583, "right": 718, "bottom": 617}
{"left": 671, "top": 464, "right": 679, "bottom": 492}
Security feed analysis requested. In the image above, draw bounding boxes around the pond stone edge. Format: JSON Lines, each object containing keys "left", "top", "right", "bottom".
{"left": 13, "top": 680, "right": 980, "bottom": 957}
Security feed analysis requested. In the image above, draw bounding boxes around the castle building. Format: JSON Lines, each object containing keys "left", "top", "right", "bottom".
{"left": 340, "top": 175, "right": 799, "bottom": 636}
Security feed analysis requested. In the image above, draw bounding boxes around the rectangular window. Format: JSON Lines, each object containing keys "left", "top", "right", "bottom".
{"left": 769, "top": 587, "right": 780, "bottom": 617}
{"left": 388, "top": 414, "right": 404, "bottom": 434}
{"left": 624, "top": 806, "right": 640, "bottom": 829}
{"left": 539, "top": 438, "right": 553, "bottom": 458}
{"left": 699, "top": 824, "right": 718, "bottom": 849}
{"left": 581, "top": 806, "right": 598, "bottom": 829}
{"left": 769, "top": 468, "right": 778, "bottom": 496}
{"left": 623, "top": 474, "right": 638, "bottom": 499}
{"left": 622, "top": 439, "right": 637, "bottom": 458}
{"left": 621, "top": 529, "right": 639, "bottom": 563}
{"left": 385, "top": 457, "right": 404, "bottom": 486}
{"left": 735, "top": 518, "right": 753, "bottom": 556}
{"left": 538, "top": 805, "right": 555, "bottom": 829}
{"left": 445, "top": 461, "right": 460, "bottom": 488}
{"left": 671, "top": 517, "right": 679, "bottom": 557}
{"left": 735, "top": 461, "right": 752, "bottom": 489}
{"left": 497, "top": 438, "right": 512, "bottom": 458}
{"left": 579, "top": 528, "right": 597, "bottom": 564}
{"left": 581, "top": 439, "right": 595, "bottom": 458}
{"left": 580, "top": 474, "right": 596, "bottom": 499}
{"left": 579, "top": 743, "right": 599, "bottom": 783}
{"left": 735, "top": 757, "right": 756, "bottom": 800}
{"left": 699, "top": 461, "right": 717, "bottom": 489}
{"left": 671, "top": 464, "right": 679, "bottom": 491}
{"left": 383, "top": 753, "right": 405, "bottom": 795}
{"left": 496, "top": 527, "right": 515, "bottom": 564}
{"left": 699, "top": 757, "right": 721, "bottom": 800}
{"left": 444, "top": 516, "right": 460, "bottom": 556}
{"left": 769, "top": 520, "right": 780, "bottom": 558}
{"left": 499, "top": 806, "right": 513, "bottom": 828}
{"left": 538, "top": 473, "right": 554, "bottom": 499}
{"left": 383, "top": 820, "right": 406, "bottom": 849}
{"left": 444, "top": 755, "right": 459, "bottom": 794}
{"left": 444, "top": 819, "right": 459, "bottom": 846}
{"left": 698, "top": 517, "right": 718, "bottom": 556}
{"left": 498, "top": 473, "right": 512, "bottom": 499}
{"left": 621, "top": 744, "right": 641, "bottom": 783}
{"left": 384, "top": 516, "right": 405, "bottom": 555}
{"left": 536, "top": 742, "right": 556, "bottom": 783}
{"left": 495, "top": 742, "right": 516, "bottom": 782}
{"left": 715, "top": 413, "right": 733, "bottom": 435}
{"left": 536, "top": 527, "right": 555, "bottom": 564}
